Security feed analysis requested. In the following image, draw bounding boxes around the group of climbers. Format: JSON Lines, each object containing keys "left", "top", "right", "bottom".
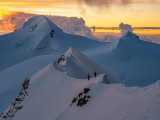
{"left": 57, "top": 54, "right": 98, "bottom": 81}
{"left": 88, "top": 71, "right": 97, "bottom": 80}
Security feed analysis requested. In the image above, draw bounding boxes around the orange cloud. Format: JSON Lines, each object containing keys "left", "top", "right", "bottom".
{"left": 0, "top": 11, "right": 34, "bottom": 32}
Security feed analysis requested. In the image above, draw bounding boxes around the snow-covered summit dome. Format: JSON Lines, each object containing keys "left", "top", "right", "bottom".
{"left": 22, "top": 15, "right": 62, "bottom": 32}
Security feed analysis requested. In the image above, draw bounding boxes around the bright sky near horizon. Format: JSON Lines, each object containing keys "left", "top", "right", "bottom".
{"left": 0, "top": 0, "right": 160, "bottom": 34}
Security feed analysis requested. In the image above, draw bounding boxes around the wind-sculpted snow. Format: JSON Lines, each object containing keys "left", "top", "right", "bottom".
{"left": 53, "top": 48, "right": 119, "bottom": 83}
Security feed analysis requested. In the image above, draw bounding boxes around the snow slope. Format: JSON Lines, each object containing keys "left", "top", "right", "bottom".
{"left": 1, "top": 63, "right": 160, "bottom": 120}
{"left": 0, "top": 48, "right": 117, "bottom": 113}
{"left": 54, "top": 47, "right": 118, "bottom": 83}
{"left": 87, "top": 31, "right": 160, "bottom": 86}
{"left": 0, "top": 54, "right": 59, "bottom": 113}
{"left": 0, "top": 15, "right": 105, "bottom": 71}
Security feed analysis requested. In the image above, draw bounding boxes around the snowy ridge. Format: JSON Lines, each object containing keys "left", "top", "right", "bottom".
{"left": 1, "top": 63, "right": 160, "bottom": 120}
{"left": 0, "top": 64, "right": 108, "bottom": 120}
{"left": 0, "top": 54, "right": 59, "bottom": 113}
{"left": 53, "top": 48, "right": 119, "bottom": 83}
{"left": 64, "top": 47, "right": 74, "bottom": 58}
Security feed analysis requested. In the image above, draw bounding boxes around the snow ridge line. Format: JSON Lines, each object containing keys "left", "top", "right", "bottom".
{"left": 0, "top": 78, "right": 30, "bottom": 120}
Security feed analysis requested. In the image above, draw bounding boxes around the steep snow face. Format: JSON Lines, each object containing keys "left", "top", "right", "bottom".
{"left": 56, "top": 81, "right": 160, "bottom": 120}
{"left": 86, "top": 32, "right": 160, "bottom": 86}
{"left": 1, "top": 64, "right": 160, "bottom": 120}
{"left": 0, "top": 54, "right": 59, "bottom": 113}
{"left": 0, "top": 15, "right": 105, "bottom": 71}
{"left": 53, "top": 48, "right": 119, "bottom": 83}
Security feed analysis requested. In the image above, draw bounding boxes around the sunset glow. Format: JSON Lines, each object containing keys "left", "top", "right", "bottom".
{"left": 0, "top": 0, "right": 160, "bottom": 35}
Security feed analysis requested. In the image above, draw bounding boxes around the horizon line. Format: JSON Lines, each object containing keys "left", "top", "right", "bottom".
{"left": 89, "top": 27, "right": 160, "bottom": 30}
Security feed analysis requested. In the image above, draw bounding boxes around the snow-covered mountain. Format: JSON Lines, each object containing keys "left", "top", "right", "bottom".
{"left": 0, "top": 15, "right": 104, "bottom": 71}
{"left": 0, "top": 48, "right": 118, "bottom": 114}
{"left": 54, "top": 47, "right": 118, "bottom": 83}
{"left": 1, "top": 15, "right": 160, "bottom": 120}
{"left": 1, "top": 62, "right": 160, "bottom": 120}
{"left": 0, "top": 48, "right": 119, "bottom": 120}
{"left": 87, "top": 31, "right": 160, "bottom": 86}
{"left": 1, "top": 15, "right": 160, "bottom": 87}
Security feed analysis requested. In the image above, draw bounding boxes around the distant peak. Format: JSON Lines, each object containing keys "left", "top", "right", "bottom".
{"left": 122, "top": 31, "right": 139, "bottom": 39}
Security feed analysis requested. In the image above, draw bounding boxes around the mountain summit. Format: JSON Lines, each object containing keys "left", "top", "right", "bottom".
{"left": 54, "top": 48, "right": 119, "bottom": 83}
{"left": 0, "top": 15, "right": 104, "bottom": 70}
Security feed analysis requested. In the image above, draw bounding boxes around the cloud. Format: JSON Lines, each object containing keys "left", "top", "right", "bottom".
{"left": 0, "top": 12, "right": 34, "bottom": 31}
{"left": 134, "top": 27, "right": 160, "bottom": 30}
{"left": 80, "top": 0, "right": 160, "bottom": 7}
{"left": 47, "top": 15, "right": 96, "bottom": 39}
{"left": 81, "top": 0, "right": 131, "bottom": 7}
{"left": 119, "top": 22, "right": 133, "bottom": 34}
{"left": 102, "top": 34, "right": 120, "bottom": 42}
{"left": 0, "top": 12, "right": 96, "bottom": 40}
{"left": 139, "top": 34, "right": 160, "bottom": 44}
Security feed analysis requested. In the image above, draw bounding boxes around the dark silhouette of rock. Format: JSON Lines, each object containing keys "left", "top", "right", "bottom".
{"left": 84, "top": 88, "right": 90, "bottom": 94}
{"left": 87, "top": 95, "right": 91, "bottom": 98}
{"left": 50, "top": 29, "right": 54, "bottom": 38}
{"left": 70, "top": 97, "right": 77, "bottom": 106}
{"left": 78, "top": 92, "right": 83, "bottom": 98}
{"left": 2, "top": 115, "right": 7, "bottom": 119}
{"left": 58, "top": 55, "right": 65, "bottom": 64}
{"left": 15, "top": 98, "right": 23, "bottom": 102}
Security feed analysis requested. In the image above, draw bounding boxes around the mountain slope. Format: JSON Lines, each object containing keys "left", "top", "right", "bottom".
{"left": 0, "top": 54, "right": 59, "bottom": 113}
{"left": 0, "top": 15, "right": 105, "bottom": 71}
{"left": 0, "top": 48, "right": 117, "bottom": 114}
{"left": 86, "top": 31, "right": 160, "bottom": 86}
{"left": 54, "top": 48, "right": 118, "bottom": 83}
{"left": 1, "top": 63, "right": 160, "bottom": 120}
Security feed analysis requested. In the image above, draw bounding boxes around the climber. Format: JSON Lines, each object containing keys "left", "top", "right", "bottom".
{"left": 88, "top": 74, "right": 90, "bottom": 80}
{"left": 94, "top": 72, "right": 97, "bottom": 78}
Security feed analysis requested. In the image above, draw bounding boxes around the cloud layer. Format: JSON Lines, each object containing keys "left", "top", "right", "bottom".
{"left": 80, "top": 0, "right": 131, "bottom": 8}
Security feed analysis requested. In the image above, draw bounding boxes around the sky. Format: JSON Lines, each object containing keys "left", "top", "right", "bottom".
{"left": 0, "top": 0, "right": 160, "bottom": 35}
